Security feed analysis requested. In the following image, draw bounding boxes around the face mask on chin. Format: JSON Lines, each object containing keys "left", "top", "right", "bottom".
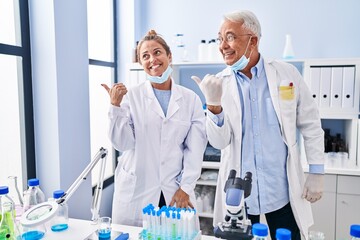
{"left": 146, "top": 65, "right": 173, "bottom": 84}
{"left": 227, "top": 37, "right": 253, "bottom": 72}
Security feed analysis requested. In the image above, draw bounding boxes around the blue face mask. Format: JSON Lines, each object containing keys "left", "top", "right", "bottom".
{"left": 228, "top": 37, "right": 252, "bottom": 72}
{"left": 146, "top": 65, "right": 173, "bottom": 84}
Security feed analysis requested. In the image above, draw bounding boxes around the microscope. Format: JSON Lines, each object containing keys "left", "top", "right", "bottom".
{"left": 214, "top": 169, "right": 253, "bottom": 240}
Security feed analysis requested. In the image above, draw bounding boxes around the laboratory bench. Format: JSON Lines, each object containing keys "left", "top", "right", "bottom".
{"left": 40, "top": 218, "right": 217, "bottom": 240}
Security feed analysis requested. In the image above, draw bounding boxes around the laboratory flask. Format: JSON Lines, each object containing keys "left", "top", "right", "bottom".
{"left": 0, "top": 186, "right": 17, "bottom": 240}
{"left": 23, "top": 179, "right": 45, "bottom": 213}
{"left": 252, "top": 223, "right": 268, "bottom": 240}
{"left": 282, "top": 34, "right": 295, "bottom": 59}
{"left": 50, "top": 190, "right": 68, "bottom": 232}
{"left": 8, "top": 176, "right": 23, "bottom": 223}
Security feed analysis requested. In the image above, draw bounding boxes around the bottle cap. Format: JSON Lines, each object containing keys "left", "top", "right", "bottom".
{"left": 0, "top": 186, "right": 9, "bottom": 195}
{"left": 350, "top": 225, "right": 360, "bottom": 238}
{"left": 252, "top": 223, "right": 268, "bottom": 237}
{"left": 53, "top": 190, "right": 65, "bottom": 199}
{"left": 276, "top": 228, "right": 291, "bottom": 240}
{"left": 28, "top": 178, "right": 40, "bottom": 186}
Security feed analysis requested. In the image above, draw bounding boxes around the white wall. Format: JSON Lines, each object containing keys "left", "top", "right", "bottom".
{"left": 136, "top": 0, "right": 360, "bottom": 60}
{"left": 29, "top": 0, "right": 92, "bottom": 219}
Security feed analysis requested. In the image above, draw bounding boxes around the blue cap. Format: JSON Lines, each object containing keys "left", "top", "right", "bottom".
{"left": 53, "top": 190, "right": 64, "bottom": 199}
{"left": 350, "top": 225, "right": 360, "bottom": 238}
{"left": 276, "top": 228, "right": 291, "bottom": 240}
{"left": 28, "top": 178, "right": 40, "bottom": 187}
{"left": 252, "top": 223, "right": 268, "bottom": 237}
{"left": 0, "top": 186, "right": 9, "bottom": 195}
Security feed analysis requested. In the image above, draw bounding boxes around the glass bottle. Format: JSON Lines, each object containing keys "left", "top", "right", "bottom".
{"left": 350, "top": 224, "right": 360, "bottom": 240}
{"left": 252, "top": 223, "right": 268, "bottom": 239}
{"left": 0, "top": 186, "right": 17, "bottom": 240}
{"left": 50, "top": 190, "right": 68, "bottom": 232}
{"left": 276, "top": 228, "right": 291, "bottom": 240}
{"left": 7, "top": 176, "right": 24, "bottom": 223}
{"left": 23, "top": 179, "right": 46, "bottom": 213}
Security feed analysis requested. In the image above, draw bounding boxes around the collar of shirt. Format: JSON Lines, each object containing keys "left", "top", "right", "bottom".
{"left": 234, "top": 54, "right": 264, "bottom": 81}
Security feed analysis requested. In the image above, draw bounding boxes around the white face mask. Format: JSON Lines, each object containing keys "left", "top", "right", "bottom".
{"left": 228, "top": 37, "right": 252, "bottom": 72}
{"left": 146, "top": 65, "right": 173, "bottom": 84}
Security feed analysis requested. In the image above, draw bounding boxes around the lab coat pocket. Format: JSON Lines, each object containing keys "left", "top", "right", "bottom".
{"left": 279, "top": 84, "right": 295, "bottom": 101}
{"left": 115, "top": 166, "right": 137, "bottom": 203}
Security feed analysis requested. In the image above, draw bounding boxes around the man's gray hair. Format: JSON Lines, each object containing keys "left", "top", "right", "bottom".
{"left": 223, "top": 10, "right": 262, "bottom": 39}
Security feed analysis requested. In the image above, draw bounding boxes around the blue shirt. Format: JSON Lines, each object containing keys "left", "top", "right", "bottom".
{"left": 208, "top": 56, "right": 323, "bottom": 215}
{"left": 153, "top": 88, "right": 171, "bottom": 116}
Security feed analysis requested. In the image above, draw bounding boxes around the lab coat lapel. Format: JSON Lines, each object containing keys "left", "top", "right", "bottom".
{"left": 166, "top": 79, "right": 180, "bottom": 119}
{"left": 264, "top": 60, "right": 283, "bottom": 128}
{"left": 144, "top": 81, "right": 165, "bottom": 118}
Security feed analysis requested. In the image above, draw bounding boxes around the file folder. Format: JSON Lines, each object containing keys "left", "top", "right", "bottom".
{"left": 330, "top": 67, "right": 343, "bottom": 108}
{"left": 342, "top": 66, "right": 355, "bottom": 109}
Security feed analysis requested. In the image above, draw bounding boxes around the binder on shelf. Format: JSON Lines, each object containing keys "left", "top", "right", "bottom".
{"left": 310, "top": 67, "right": 321, "bottom": 106}
{"left": 319, "top": 67, "right": 332, "bottom": 108}
{"left": 342, "top": 66, "right": 355, "bottom": 109}
{"left": 330, "top": 67, "right": 343, "bottom": 108}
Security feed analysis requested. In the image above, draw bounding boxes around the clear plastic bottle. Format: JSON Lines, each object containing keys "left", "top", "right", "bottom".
{"left": 173, "top": 33, "right": 188, "bottom": 62}
{"left": 23, "top": 178, "right": 46, "bottom": 213}
{"left": 276, "top": 228, "right": 291, "bottom": 240}
{"left": 252, "top": 223, "right": 268, "bottom": 239}
{"left": 198, "top": 40, "right": 208, "bottom": 62}
{"left": 350, "top": 224, "right": 360, "bottom": 240}
{"left": 0, "top": 186, "right": 17, "bottom": 240}
{"left": 50, "top": 190, "right": 68, "bottom": 232}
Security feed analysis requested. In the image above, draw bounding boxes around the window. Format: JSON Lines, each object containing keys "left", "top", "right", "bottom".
{"left": 87, "top": 0, "right": 118, "bottom": 185}
{"left": 0, "top": 0, "right": 35, "bottom": 192}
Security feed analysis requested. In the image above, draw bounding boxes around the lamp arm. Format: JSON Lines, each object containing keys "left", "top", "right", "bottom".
{"left": 57, "top": 147, "right": 108, "bottom": 206}
{"left": 91, "top": 150, "right": 107, "bottom": 223}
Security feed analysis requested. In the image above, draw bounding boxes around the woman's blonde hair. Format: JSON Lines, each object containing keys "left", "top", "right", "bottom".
{"left": 137, "top": 30, "right": 171, "bottom": 63}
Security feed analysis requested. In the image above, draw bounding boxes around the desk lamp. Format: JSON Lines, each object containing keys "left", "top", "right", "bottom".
{"left": 20, "top": 147, "right": 108, "bottom": 230}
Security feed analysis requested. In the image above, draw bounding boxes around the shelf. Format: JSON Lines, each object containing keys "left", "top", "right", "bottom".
{"left": 197, "top": 179, "right": 217, "bottom": 186}
{"left": 202, "top": 161, "right": 220, "bottom": 169}
{"left": 198, "top": 212, "right": 214, "bottom": 218}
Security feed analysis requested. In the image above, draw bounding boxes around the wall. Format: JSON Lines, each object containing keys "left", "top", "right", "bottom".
{"left": 137, "top": 0, "right": 360, "bottom": 60}
{"left": 29, "top": 0, "right": 92, "bottom": 219}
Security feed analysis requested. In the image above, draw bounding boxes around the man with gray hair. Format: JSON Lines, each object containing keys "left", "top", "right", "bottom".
{"left": 192, "top": 10, "right": 324, "bottom": 239}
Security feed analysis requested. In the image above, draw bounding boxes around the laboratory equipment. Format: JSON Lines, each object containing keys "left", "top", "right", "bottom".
{"left": 23, "top": 178, "right": 46, "bottom": 213}
{"left": 140, "top": 204, "right": 201, "bottom": 240}
{"left": 308, "top": 231, "right": 325, "bottom": 240}
{"left": 276, "top": 228, "right": 291, "bottom": 240}
{"left": 20, "top": 147, "right": 108, "bottom": 238}
{"left": 8, "top": 176, "right": 24, "bottom": 222}
{"left": 173, "top": 33, "right": 188, "bottom": 62}
{"left": 50, "top": 190, "right": 68, "bottom": 232}
{"left": 252, "top": 223, "right": 268, "bottom": 240}
{"left": 350, "top": 224, "right": 360, "bottom": 240}
{"left": 282, "top": 34, "right": 295, "bottom": 59}
{"left": 198, "top": 40, "right": 207, "bottom": 62}
{"left": 214, "top": 169, "right": 253, "bottom": 240}
{"left": 0, "top": 186, "right": 17, "bottom": 239}
{"left": 98, "top": 217, "right": 111, "bottom": 239}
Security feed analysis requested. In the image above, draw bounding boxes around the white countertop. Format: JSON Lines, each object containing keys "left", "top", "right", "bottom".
{"left": 40, "top": 218, "right": 217, "bottom": 240}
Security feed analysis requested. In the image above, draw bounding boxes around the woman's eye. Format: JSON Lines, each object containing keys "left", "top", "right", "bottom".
{"left": 142, "top": 54, "right": 149, "bottom": 60}
{"left": 155, "top": 50, "right": 161, "bottom": 55}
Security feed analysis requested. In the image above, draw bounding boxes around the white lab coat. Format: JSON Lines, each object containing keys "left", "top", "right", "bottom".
{"left": 207, "top": 60, "right": 324, "bottom": 239}
{"left": 108, "top": 79, "right": 207, "bottom": 226}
